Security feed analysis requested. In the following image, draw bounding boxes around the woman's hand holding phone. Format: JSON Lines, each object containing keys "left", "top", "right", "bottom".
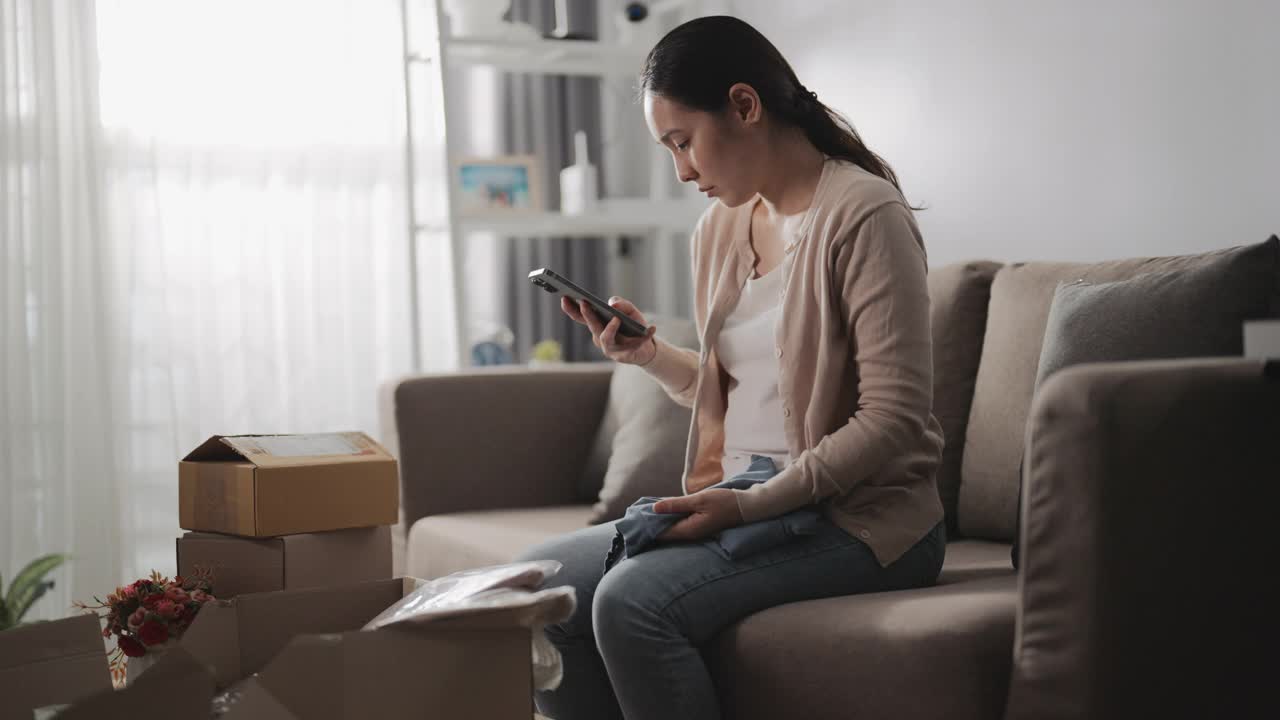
{"left": 562, "top": 296, "right": 658, "bottom": 365}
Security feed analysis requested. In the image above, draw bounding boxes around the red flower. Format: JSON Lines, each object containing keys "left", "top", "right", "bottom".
{"left": 154, "top": 600, "right": 177, "bottom": 618}
{"left": 141, "top": 593, "right": 164, "bottom": 610}
{"left": 137, "top": 620, "right": 169, "bottom": 646}
{"left": 118, "top": 636, "right": 147, "bottom": 657}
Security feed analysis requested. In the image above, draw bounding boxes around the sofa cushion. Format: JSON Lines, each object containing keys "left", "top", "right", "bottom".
{"left": 960, "top": 236, "right": 1280, "bottom": 541}
{"left": 709, "top": 540, "right": 1017, "bottom": 720}
{"left": 393, "top": 364, "right": 612, "bottom": 526}
{"left": 936, "top": 537, "right": 1016, "bottom": 584}
{"left": 1034, "top": 250, "right": 1277, "bottom": 389}
{"left": 926, "top": 261, "right": 1003, "bottom": 537}
{"left": 579, "top": 314, "right": 700, "bottom": 523}
{"left": 406, "top": 505, "right": 594, "bottom": 580}
{"left": 1006, "top": 242, "right": 1280, "bottom": 567}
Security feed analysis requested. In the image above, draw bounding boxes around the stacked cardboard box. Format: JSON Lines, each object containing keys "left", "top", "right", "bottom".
{"left": 175, "top": 432, "right": 398, "bottom": 598}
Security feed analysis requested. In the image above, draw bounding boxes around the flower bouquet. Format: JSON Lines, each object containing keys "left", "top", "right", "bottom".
{"left": 75, "top": 569, "right": 216, "bottom": 686}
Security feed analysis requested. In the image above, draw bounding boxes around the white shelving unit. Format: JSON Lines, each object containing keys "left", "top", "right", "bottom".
{"left": 416, "top": 197, "right": 708, "bottom": 237}
{"left": 432, "top": 35, "right": 648, "bottom": 75}
{"left": 399, "top": 0, "right": 704, "bottom": 371}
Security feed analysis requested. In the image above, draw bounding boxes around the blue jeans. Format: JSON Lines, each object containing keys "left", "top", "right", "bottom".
{"left": 515, "top": 502, "right": 946, "bottom": 720}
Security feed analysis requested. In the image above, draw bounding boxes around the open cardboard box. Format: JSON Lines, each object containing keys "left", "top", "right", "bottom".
{"left": 176, "top": 525, "right": 392, "bottom": 598}
{"left": 179, "top": 432, "right": 399, "bottom": 537}
{"left": 0, "top": 614, "right": 112, "bottom": 718}
{"left": 53, "top": 647, "right": 216, "bottom": 719}
{"left": 222, "top": 620, "right": 532, "bottom": 718}
{"left": 171, "top": 578, "right": 532, "bottom": 718}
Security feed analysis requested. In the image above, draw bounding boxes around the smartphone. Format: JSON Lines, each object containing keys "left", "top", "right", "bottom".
{"left": 528, "top": 267, "right": 648, "bottom": 338}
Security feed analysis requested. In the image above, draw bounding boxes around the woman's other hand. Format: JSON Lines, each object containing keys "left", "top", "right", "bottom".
{"left": 562, "top": 296, "right": 658, "bottom": 365}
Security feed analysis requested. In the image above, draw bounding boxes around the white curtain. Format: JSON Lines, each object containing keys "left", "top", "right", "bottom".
{"left": 1, "top": 0, "right": 124, "bottom": 623}
{"left": 3, "top": 0, "right": 448, "bottom": 620}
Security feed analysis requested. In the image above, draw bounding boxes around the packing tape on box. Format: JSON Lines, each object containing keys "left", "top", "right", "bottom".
{"left": 194, "top": 463, "right": 240, "bottom": 532}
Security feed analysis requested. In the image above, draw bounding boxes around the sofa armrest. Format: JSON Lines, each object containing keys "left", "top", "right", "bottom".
{"left": 378, "top": 363, "right": 614, "bottom": 530}
{"left": 1005, "top": 357, "right": 1279, "bottom": 720}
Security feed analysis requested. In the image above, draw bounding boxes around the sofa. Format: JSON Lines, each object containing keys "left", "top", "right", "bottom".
{"left": 377, "top": 242, "right": 1279, "bottom": 720}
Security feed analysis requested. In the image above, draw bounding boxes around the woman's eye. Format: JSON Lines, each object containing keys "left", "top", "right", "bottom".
{"left": 676, "top": 141, "right": 689, "bottom": 151}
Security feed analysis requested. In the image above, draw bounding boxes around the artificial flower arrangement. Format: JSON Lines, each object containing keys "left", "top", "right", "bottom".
{"left": 75, "top": 569, "right": 216, "bottom": 685}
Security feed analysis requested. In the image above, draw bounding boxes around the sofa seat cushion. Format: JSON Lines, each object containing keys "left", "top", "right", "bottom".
{"left": 708, "top": 540, "right": 1017, "bottom": 720}
{"left": 936, "top": 537, "right": 1015, "bottom": 583}
{"left": 406, "top": 505, "right": 595, "bottom": 580}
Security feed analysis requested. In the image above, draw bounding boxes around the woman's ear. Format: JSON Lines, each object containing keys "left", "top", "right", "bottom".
{"left": 726, "top": 82, "right": 762, "bottom": 126}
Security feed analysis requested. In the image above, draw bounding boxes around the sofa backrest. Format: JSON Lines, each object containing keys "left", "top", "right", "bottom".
{"left": 958, "top": 238, "right": 1280, "bottom": 541}
{"left": 926, "top": 261, "right": 1003, "bottom": 537}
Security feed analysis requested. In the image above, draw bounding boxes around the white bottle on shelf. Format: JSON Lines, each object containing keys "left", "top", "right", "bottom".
{"left": 559, "top": 130, "right": 598, "bottom": 216}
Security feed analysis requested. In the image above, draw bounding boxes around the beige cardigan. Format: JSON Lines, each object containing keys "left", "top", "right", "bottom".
{"left": 639, "top": 158, "right": 944, "bottom": 567}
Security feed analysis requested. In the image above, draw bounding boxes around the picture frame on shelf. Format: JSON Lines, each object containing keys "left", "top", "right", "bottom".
{"left": 455, "top": 155, "right": 542, "bottom": 216}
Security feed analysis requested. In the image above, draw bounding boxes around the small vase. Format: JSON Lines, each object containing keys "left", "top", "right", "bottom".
{"left": 125, "top": 640, "right": 176, "bottom": 685}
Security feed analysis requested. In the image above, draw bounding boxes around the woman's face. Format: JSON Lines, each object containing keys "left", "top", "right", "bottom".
{"left": 644, "top": 88, "right": 762, "bottom": 208}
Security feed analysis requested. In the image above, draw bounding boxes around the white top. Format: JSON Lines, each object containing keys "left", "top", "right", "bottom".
{"left": 716, "top": 210, "right": 804, "bottom": 479}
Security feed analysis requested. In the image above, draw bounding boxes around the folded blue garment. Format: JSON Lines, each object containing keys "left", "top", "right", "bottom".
{"left": 603, "top": 455, "right": 822, "bottom": 574}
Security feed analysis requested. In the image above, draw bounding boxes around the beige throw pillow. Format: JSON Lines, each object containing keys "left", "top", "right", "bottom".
{"left": 580, "top": 314, "right": 699, "bottom": 524}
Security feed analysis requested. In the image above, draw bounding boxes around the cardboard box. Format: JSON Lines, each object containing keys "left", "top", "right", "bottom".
{"left": 179, "top": 432, "right": 399, "bottom": 537}
{"left": 0, "top": 614, "right": 112, "bottom": 718}
{"left": 176, "top": 525, "right": 392, "bottom": 598}
{"left": 181, "top": 579, "right": 534, "bottom": 719}
{"left": 54, "top": 647, "right": 215, "bottom": 719}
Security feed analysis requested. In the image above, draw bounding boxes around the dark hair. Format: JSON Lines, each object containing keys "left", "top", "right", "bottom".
{"left": 639, "top": 16, "right": 915, "bottom": 205}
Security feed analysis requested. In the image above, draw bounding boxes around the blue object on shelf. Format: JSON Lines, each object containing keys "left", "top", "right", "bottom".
{"left": 472, "top": 341, "right": 513, "bottom": 366}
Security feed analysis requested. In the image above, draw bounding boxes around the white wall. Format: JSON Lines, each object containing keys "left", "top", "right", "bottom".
{"left": 730, "top": 0, "right": 1279, "bottom": 266}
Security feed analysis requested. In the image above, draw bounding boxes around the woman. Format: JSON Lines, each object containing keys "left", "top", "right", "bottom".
{"left": 517, "top": 15, "right": 946, "bottom": 720}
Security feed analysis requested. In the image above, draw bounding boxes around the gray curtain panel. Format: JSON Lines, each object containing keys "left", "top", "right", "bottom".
{"left": 501, "top": 0, "right": 611, "bottom": 363}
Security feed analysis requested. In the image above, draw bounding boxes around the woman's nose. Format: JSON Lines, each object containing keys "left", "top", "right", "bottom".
{"left": 676, "top": 162, "right": 698, "bottom": 184}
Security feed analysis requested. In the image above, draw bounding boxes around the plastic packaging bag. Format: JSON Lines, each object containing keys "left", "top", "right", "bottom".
{"left": 363, "top": 561, "right": 576, "bottom": 690}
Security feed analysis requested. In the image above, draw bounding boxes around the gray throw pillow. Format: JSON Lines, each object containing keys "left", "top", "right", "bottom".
{"left": 580, "top": 314, "right": 700, "bottom": 524}
{"left": 961, "top": 235, "right": 1278, "bottom": 542}
{"left": 1034, "top": 238, "right": 1280, "bottom": 392}
{"left": 1012, "top": 234, "right": 1279, "bottom": 569}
